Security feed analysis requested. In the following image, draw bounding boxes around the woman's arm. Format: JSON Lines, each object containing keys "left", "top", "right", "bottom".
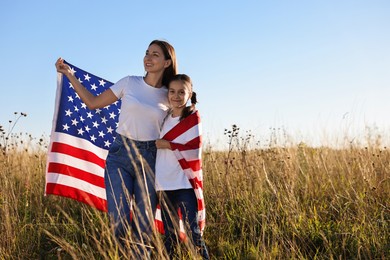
{"left": 55, "top": 58, "right": 118, "bottom": 109}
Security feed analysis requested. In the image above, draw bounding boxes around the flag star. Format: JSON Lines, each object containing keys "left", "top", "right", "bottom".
{"left": 81, "top": 103, "right": 87, "bottom": 109}
{"left": 79, "top": 116, "right": 85, "bottom": 122}
{"left": 68, "top": 82, "right": 74, "bottom": 89}
{"left": 116, "top": 122, "right": 119, "bottom": 128}
{"left": 90, "top": 135, "right": 97, "bottom": 142}
{"left": 74, "top": 106, "right": 79, "bottom": 112}
{"left": 99, "top": 79, "right": 106, "bottom": 86}
{"left": 65, "top": 109, "right": 73, "bottom": 117}
{"left": 107, "top": 126, "right": 114, "bottom": 134}
{"left": 62, "top": 124, "right": 70, "bottom": 131}
{"left": 98, "top": 131, "right": 105, "bottom": 138}
{"left": 78, "top": 78, "right": 83, "bottom": 84}
{"left": 104, "top": 140, "right": 111, "bottom": 147}
{"left": 77, "top": 128, "right": 85, "bottom": 135}
{"left": 113, "top": 101, "right": 119, "bottom": 106}
{"left": 101, "top": 117, "right": 108, "bottom": 124}
{"left": 70, "top": 67, "right": 76, "bottom": 75}
{"left": 86, "top": 112, "right": 93, "bottom": 119}
{"left": 104, "top": 104, "right": 111, "bottom": 110}
{"left": 92, "top": 121, "right": 100, "bottom": 128}
{"left": 90, "top": 84, "right": 98, "bottom": 91}
{"left": 118, "top": 108, "right": 121, "bottom": 113}
{"left": 109, "top": 112, "right": 117, "bottom": 119}
{"left": 75, "top": 93, "right": 80, "bottom": 99}
{"left": 95, "top": 108, "right": 102, "bottom": 114}
{"left": 85, "top": 125, "right": 91, "bottom": 132}
{"left": 68, "top": 96, "right": 74, "bottom": 102}
{"left": 84, "top": 74, "right": 91, "bottom": 81}
{"left": 71, "top": 118, "right": 79, "bottom": 126}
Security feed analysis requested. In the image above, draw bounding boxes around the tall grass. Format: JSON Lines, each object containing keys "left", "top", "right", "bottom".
{"left": 0, "top": 119, "right": 388, "bottom": 259}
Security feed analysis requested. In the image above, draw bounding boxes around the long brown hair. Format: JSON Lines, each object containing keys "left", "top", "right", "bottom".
{"left": 149, "top": 40, "right": 178, "bottom": 87}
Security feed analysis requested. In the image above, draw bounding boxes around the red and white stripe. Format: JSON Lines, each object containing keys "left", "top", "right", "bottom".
{"left": 45, "top": 132, "right": 108, "bottom": 211}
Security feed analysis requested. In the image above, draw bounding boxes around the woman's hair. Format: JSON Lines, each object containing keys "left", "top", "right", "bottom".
{"left": 168, "top": 74, "right": 198, "bottom": 121}
{"left": 149, "top": 39, "right": 178, "bottom": 87}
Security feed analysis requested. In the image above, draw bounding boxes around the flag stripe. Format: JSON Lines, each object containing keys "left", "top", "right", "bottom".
{"left": 51, "top": 142, "right": 106, "bottom": 168}
{"left": 47, "top": 162, "right": 105, "bottom": 188}
{"left": 45, "top": 182, "right": 106, "bottom": 211}
{"left": 48, "top": 152, "right": 105, "bottom": 178}
{"left": 46, "top": 172, "right": 106, "bottom": 199}
{"left": 163, "top": 112, "right": 201, "bottom": 141}
{"left": 50, "top": 132, "right": 108, "bottom": 160}
{"left": 178, "top": 158, "right": 202, "bottom": 172}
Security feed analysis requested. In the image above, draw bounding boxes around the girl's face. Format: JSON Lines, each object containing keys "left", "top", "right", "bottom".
{"left": 168, "top": 80, "right": 191, "bottom": 110}
{"left": 143, "top": 44, "right": 171, "bottom": 73}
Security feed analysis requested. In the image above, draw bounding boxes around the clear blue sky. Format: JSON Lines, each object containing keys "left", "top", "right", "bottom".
{"left": 1, "top": 1, "right": 389, "bottom": 149}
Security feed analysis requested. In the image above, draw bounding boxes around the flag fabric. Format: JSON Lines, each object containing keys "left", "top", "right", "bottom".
{"left": 46, "top": 61, "right": 119, "bottom": 211}
{"left": 154, "top": 111, "right": 206, "bottom": 236}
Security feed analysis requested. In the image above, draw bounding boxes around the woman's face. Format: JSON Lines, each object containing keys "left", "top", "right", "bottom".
{"left": 168, "top": 80, "right": 191, "bottom": 110}
{"left": 143, "top": 44, "right": 171, "bottom": 73}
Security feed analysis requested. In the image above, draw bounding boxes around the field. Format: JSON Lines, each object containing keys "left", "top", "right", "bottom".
{"left": 0, "top": 122, "right": 389, "bottom": 259}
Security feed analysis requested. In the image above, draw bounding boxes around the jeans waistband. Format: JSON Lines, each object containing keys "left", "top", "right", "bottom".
{"left": 118, "top": 134, "right": 156, "bottom": 149}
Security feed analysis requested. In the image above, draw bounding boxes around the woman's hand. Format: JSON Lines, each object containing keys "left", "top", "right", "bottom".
{"left": 155, "top": 139, "right": 171, "bottom": 150}
{"left": 55, "top": 58, "right": 71, "bottom": 76}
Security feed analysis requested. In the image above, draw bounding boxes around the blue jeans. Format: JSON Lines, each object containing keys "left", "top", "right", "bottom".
{"left": 104, "top": 135, "right": 157, "bottom": 255}
{"left": 161, "top": 189, "right": 209, "bottom": 259}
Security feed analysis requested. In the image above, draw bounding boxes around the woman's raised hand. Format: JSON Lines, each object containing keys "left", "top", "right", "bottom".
{"left": 55, "top": 58, "right": 71, "bottom": 75}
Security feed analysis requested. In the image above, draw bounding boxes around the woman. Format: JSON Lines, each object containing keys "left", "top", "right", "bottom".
{"left": 55, "top": 40, "right": 177, "bottom": 256}
{"left": 155, "top": 74, "right": 209, "bottom": 259}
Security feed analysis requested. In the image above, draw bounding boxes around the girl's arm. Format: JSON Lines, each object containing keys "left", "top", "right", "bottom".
{"left": 55, "top": 58, "right": 118, "bottom": 109}
{"left": 155, "top": 139, "right": 172, "bottom": 149}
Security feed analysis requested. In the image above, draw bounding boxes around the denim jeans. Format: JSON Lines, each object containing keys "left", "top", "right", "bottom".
{"left": 104, "top": 135, "right": 157, "bottom": 256}
{"left": 161, "top": 189, "right": 209, "bottom": 259}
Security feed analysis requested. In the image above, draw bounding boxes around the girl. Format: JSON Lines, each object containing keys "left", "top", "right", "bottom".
{"left": 155, "top": 74, "right": 209, "bottom": 259}
{"left": 55, "top": 40, "right": 177, "bottom": 257}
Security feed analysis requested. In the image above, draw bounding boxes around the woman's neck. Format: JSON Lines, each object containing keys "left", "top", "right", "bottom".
{"left": 144, "top": 73, "right": 163, "bottom": 88}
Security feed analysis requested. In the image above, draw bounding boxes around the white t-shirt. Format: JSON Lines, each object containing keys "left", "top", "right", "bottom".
{"left": 155, "top": 114, "right": 192, "bottom": 191}
{"left": 110, "top": 76, "right": 169, "bottom": 141}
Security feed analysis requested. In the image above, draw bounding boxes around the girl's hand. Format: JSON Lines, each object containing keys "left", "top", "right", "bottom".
{"left": 55, "top": 58, "right": 71, "bottom": 75}
{"left": 155, "top": 139, "right": 171, "bottom": 150}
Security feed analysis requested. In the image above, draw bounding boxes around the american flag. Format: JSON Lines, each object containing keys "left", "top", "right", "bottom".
{"left": 45, "top": 61, "right": 120, "bottom": 211}
{"left": 45, "top": 61, "right": 184, "bottom": 236}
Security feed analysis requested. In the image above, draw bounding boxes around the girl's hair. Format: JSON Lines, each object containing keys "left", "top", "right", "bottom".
{"left": 149, "top": 40, "right": 178, "bottom": 87}
{"left": 168, "top": 74, "right": 198, "bottom": 121}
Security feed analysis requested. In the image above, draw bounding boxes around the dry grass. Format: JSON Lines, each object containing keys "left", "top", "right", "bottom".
{"left": 0, "top": 119, "right": 389, "bottom": 259}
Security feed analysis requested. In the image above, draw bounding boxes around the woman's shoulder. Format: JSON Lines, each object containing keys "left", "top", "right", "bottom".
{"left": 116, "top": 75, "right": 142, "bottom": 83}
{"left": 113, "top": 75, "right": 144, "bottom": 87}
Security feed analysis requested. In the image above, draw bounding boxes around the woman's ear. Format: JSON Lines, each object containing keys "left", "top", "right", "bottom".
{"left": 164, "top": 59, "right": 172, "bottom": 68}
